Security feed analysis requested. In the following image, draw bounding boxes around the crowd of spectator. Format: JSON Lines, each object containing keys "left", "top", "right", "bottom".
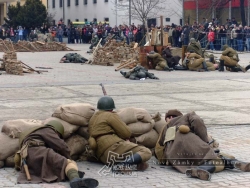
{"left": 1, "top": 17, "right": 250, "bottom": 52}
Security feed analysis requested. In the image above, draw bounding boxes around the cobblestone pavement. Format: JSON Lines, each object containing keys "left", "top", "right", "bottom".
{"left": 1, "top": 44, "right": 250, "bottom": 187}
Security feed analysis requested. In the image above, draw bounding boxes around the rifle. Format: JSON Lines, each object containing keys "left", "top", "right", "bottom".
{"left": 202, "top": 41, "right": 210, "bottom": 57}
{"left": 99, "top": 83, "right": 107, "bottom": 96}
{"left": 22, "top": 159, "right": 31, "bottom": 181}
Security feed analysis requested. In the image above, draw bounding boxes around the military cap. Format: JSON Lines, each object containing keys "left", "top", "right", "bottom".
{"left": 190, "top": 38, "right": 196, "bottom": 43}
{"left": 165, "top": 109, "right": 183, "bottom": 119}
{"left": 222, "top": 45, "right": 229, "bottom": 51}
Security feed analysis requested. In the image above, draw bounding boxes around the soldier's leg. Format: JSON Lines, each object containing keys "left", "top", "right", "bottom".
{"left": 206, "top": 62, "right": 216, "bottom": 71}
{"left": 220, "top": 55, "right": 237, "bottom": 67}
{"left": 219, "top": 153, "right": 250, "bottom": 172}
{"left": 158, "top": 61, "right": 172, "bottom": 71}
{"left": 65, "top": 159, "right": 99, "bottom": 188}
{"left": 188, "top": 59, "right": 203, "bottom": 71}
{"left": 186, "top": 158, "right": 224, "bottom": 181}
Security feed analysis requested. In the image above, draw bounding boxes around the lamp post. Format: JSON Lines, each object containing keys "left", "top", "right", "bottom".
{"left": 229, "top": 0, "right": 231, "bottom": 20}
{"left": 129, "top": 0, "right": 131, "bottom": 25}
{"left": 182, "top": 0, "right": 185, "bottom": 26}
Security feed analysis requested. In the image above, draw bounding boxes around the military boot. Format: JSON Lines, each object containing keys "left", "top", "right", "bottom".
{"left": 218, "top": 60, "right": 225, "bottom": 72}
{"left": 236, "top": 64, "right": 246, "bottom": 73}
{"left": 202, "top": 61, "right": 209, "bottom": 71}
{"left": 245, "top": 64, "right": 250, "bottom": 72}
{"left": 70, "top": 178, "right": 99, "bottom": 188}
{"left": 186, "top": 163, "right": 216, "bottom": 181}
{"left": 120, "top": 71, "right": 126, "bottom": 77}
{"left": 223, "top": 157, "right": 250, "bottom": 172}
{"left": 209, "top": 56, "right": 215, "bottom": 64}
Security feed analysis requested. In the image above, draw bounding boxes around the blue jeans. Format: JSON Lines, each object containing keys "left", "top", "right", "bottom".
{"left": 221, "top": 37, "right": 227, "bottom": 50}
{"left": 246, "top": 38, "right": 250, "bottom": 51}
{"left": 237, "top": 39, "right": 243, "bottom": 51}
{"left": 209, "top": 41, "right": 214, "bottom": 50}
{"left": 183, "top": 38, "right": 189, "bottom": 45}
{"left": 18, "top": 35, "right": 23, "bottom": 41}
{"left": 233, "top": 39, "right": 237, "bottom": 50}
{"left": 58, "top": 35, "right": 63, "bottom": 42}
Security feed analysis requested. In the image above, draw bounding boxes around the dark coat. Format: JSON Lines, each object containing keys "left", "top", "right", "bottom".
{"left": 17, "top": 127, "right": 71, "bottom": 183}
{"left": 162, "top": 48, "right": 181, "bottom": 68}
{"left": 155, "top": 112, "right": 217, "bottom": 173}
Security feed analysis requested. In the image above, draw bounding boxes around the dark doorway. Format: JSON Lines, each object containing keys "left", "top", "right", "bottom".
{"left": 147, "top": 18, "right": 156, "bottom": 28}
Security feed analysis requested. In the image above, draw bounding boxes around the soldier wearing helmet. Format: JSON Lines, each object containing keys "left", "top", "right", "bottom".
{"left": 16, "top": 120, "right": 98, "bottom": 188}
{"left": 88, "top": 96, "right": 152, "bottom": 173}
{"left": 186, "top": 38, "right": 203, "bottom": 57}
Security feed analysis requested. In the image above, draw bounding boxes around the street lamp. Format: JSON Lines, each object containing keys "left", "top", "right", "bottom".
{"left": 129, "top": 0, "right": 131, "bottom": 25}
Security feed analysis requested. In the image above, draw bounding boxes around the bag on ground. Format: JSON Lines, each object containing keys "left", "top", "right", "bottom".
{"left": 52, "top": 103, "right": 95, "bottom": 126}
{"left": 1, "top": 119, "right": 43, "bottom": 138}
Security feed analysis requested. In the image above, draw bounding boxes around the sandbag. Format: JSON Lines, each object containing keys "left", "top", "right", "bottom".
{"left": 4, "top": 155, "right": 15, "bottom": 167}
{"left": 52, "top": 103, "right": 95, "bottom": 126}
{"left": 77, "top": 127, "right": 89, "bottom": 140}
{"left": 1, "top": 119, "right": 43, "bottom": 138}
{"left": 0, "top": 133, "right": 19, "bottom": 161}
{"left": 43, "top": 117, "right": 80, "bottom": 139}
{"left": 65, "top": 135, "right": 88, "bottom": 158}
{"left": 117, "top": 107, "right": 152, "bottom": 124}
{"left": 135, "top": 129, "right": 159, "bottom": 149}
{"left": 154, "top": 118, "right": 167, "bottom": 134}
{"left": 128, "top": 120, "right": 155, "bottom": 137}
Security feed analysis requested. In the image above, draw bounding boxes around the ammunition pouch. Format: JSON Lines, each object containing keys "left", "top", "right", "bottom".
{"left": 14, "top": 151, "right": 21, "bottom": 171}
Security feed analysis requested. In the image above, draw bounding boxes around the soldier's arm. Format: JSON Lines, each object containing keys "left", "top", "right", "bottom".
{"left": 108, "top": 113, "right": 132, "bottom": 139}
{"left": 222, "top": 49, "right": 229, "bottom": 56}
{"left": 41, "top": 128, "right": 71, "bottom": 159}
{"left": 187, "top": 112, "right": 209, "bottom": 143}
{"left": 147, "top": 53, "right": 159, "bottom": 58}
{"left": 189, "top": 53, "right": 201, "bottom": 59}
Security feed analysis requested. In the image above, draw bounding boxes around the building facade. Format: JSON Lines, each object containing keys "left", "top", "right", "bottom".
{"left": 184, "top": 0, "right": 250, "bottom": 25}
{"left": 47, "top": 0, "right": 182, "bottom": 27}
{"left": 0, "top": 0, "right": 47, "bottom": 25}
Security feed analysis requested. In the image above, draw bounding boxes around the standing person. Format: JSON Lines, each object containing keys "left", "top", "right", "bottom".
{"left": 245, "top": 26, "right": 250, "bottom": 52}
{"left": 57, "top": 26, "right": 64, "bottom": 43}
{"left": 75, "top": 27, "right": 80, "bottom": 44}
{"left": 16, "top": 120, "right": 99, "bottom": 188}
{"left": 219, "top": 25, "right": 227, "bottom": 50}
{"left": 207, "top": 28, "right": 215, "bottom": 51}
{"left": 88, "top": 96, "right": 152, "bottom": 172}
{"left": 236, "top": 25, "right": 244, "bottom": 52}
{"left": 9, "top": 27, "right": 15, "bottom": 42}
{"left": 18, "top": 26, "right": 23, "bottom": 41}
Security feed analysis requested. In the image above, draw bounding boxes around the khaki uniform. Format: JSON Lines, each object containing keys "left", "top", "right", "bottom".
{"left": 183, "top": 53, "right": 215, "bottom": 71}
{"left": 147, "top": 53, "right": 169, "bottom": 70}
{"left": 89, "top": 111, "right": 152, "bottom": 164}
{"left": 186, "top": 41, "right": 203, "bottom": 57}
{"left": 220, "top": 47, "right": 240, "bottom": 67}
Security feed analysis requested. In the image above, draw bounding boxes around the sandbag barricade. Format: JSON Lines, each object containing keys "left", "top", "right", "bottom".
{"left": 65, "top": 135, "right": 88, "bottom": 160}
{"left": 52, "top": 103, "right": 95, "bottom": 126}
{"left": 117, "top": 107, "right": 159, "bottom": 149}
{"left": 1, "top": 119, "right": 43, "bottom": 139}
{"left": 0, "top": 133, "right": 19, "bottom": 161}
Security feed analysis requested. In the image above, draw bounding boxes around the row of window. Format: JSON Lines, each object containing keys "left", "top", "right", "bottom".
{"left": 73, "top": 18, "right": 109, "bottom": 22}
{"left": 52, "top": 0, "right": 109, "bottom": 8}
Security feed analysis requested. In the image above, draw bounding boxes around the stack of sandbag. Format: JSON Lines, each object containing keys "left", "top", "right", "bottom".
{"left": 117, "top": 107, "right": 159, "bottom": 148}
{"left": 49, "top": 103, "right": 95, "bottom": 159}
{"left": 0, "top": 119, "right": 43, "bottom": 168}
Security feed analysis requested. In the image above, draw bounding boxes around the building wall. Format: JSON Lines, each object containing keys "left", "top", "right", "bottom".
{"left": 47, "top": 0, "right": 182, "bottom": 27}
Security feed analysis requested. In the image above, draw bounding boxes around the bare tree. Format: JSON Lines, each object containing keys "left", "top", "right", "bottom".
{"left": 113, "top": 0, "right": 167, "bottom": 25}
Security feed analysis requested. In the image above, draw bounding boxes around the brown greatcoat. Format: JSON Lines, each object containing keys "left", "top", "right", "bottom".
{"left": 17, "top": 127, "right": 71, "bottom": 184}
{"left": 220, "top": 47, "right": 239, "bottom": 67}
{"left": 155, "top": 112, "right": 217, "bottom": 173}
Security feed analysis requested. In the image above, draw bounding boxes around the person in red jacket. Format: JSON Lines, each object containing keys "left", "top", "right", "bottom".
{"left": 208, "top": 28, "right": 215, "bottom": 50}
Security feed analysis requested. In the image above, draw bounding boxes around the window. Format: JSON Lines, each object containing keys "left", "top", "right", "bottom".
{"left": 105, "top": 0, "right": 108, "bottom": 2}
{"left": 52, "top": 20, "right": 56, "bottom": 26}
{"left": 93, "top": 0, "right": 97, "bottom": 4}
{"left": 52, "top": 0, "right": 55, "bottom": 8}
{"left": 84, "top": 18, "right": 88, "bottom": 22}
{"left": 104, "top": 18, "right": 109, "bottom": 22}
{"left": 59, "top": 0, "right": 63, "bottom": 7}
{"left": 75, "top": 19, "right": 79, "bottom": 21}
{"left": 67, "top": 0, "right": 71, "bottom": 6}
{"left": 165, "top": 18, "right": 170, "bottom": 22}
{"left": 93, "top": 18, "right": 97, "bottom": 23}
{"left": 84, "top": 0, "right": 87, "bottom": 4}
{"left": 75, "top": 0, "right": 79, "bottom": 5}
{"left": 68, "top": 19, "right": 71, "bottom": 25}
